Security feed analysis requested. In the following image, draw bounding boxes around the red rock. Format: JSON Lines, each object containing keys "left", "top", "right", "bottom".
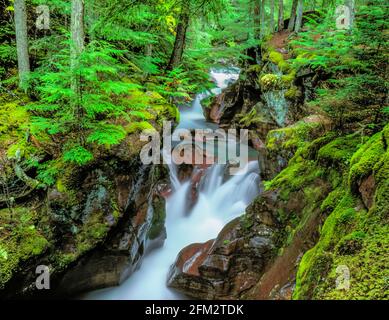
{"left": 175, "top": 240, "right": 214, "bottom": 276}
{"left": 359, "top": 175, "right": 376, "bottom": 209}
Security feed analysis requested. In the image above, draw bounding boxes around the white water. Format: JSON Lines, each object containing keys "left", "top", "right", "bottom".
{"left": 83, "top": 68, "right": 261, "bottom": 300}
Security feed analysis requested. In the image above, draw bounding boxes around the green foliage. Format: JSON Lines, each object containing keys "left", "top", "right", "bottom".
{"left": 237, "top": 107, "right": 264, "bottom": 127}
{"left": 289, "top": 2, "right": 389, "bottom": 128}
{"left": 348, "top": 132, "right": 385, "bottom": 192}
{"left": 317, "top": 134, "right": 362, "bottom": 167}
{"left": 0, "top": 0, "right": 388, "bottom": 298}
{"left": 154, "top": 67, "right": 197, "bottom": 101}
{"left": 266, "top": 157, "right": 324, "bottom": 193}
{"left": 0, "top": 5, "right": 16, "bottom": 79}
{"left": 63, "top": 145, "right": 94, "bottom": 166}
{"left": 0, "top": 207, "right": 49, "bottom": 289}
{"left": 267, "top": 120, "right": 322, "bottom": 152}
{"left": 294, "top": 124, "right": 389, "bottom": 300}
{"left": 29, "top": 40, "right": 145, "bottom": 164}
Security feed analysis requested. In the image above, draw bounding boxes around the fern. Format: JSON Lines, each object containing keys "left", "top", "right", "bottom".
{"left": 63, "top": 146, "right": 93, "bottom": 166}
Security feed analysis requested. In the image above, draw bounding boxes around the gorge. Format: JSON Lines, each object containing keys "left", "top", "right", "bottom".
{"left": 83, "top": 68, "right": 263, "bottom": 300}
{"left": 0, "top": 1, "right": 387, "bottom": 302}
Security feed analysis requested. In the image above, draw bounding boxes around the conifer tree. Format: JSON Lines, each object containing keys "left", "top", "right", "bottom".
{"left": 260, "top": 0, "right": 266, "bottom": 37}
{"left": 278, "top": 0, "right": 284, "bottom": 31}
{"left": 14, "top": 0, "right": 30, "bottom": 89}
{"left": 295, "top": 0, "right": 304, "bottom": 32}
{"left": 288, "top": 0, "right": 298, "bottom": 31}
{"left": 270, "top": 0, "right": 275, "bottom": 33}
{"left": 70, "top": 0, "right": 86, "bottom": 141}
{"left": 167, "top": 1, "right": 190, "bottom": 70}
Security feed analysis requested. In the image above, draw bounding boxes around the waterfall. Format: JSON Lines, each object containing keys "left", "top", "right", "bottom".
{"left": 83, "top": 67, "right": 261, "bottom": 300}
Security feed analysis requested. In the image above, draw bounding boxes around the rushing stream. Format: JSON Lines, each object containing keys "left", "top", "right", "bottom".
{"left": 84, "top": 68, "right": 261, "bottom": 300}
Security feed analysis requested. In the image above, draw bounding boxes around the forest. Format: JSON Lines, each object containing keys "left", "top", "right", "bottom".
{"left": 0, "top": 0, "right": 388, "bottom": 301}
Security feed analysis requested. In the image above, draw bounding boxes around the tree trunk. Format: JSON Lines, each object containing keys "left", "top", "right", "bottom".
{"left": 70, "top": 0, "right": 85, "bottom": 137}
{"left": 345, "top": 0, "right": 355, "bottom": 29}
{"left": 167, "top": 4, "right": 190, "bottom": 70}
{"left": 278, "top": 0, "right": 284, "bottom": 31}
{"left": 254, "top": 0, "right": 261, "bottom": 39}
{"left": 260, "top": 0, "right": 266, "bottom": 38}
{"left": 14, "top": 0, "right": 30, "bottom": 89}
{"left": 288, "top": 0, "right": 298, "bottom": 31}
{"left": 270, "top": 0, "right": 275, "bottom": 33}
{"left": 71, "top": 0, "right": 85, "bottom": 73}
{"left": 295, "top": 0, "right": 304, "bottom": 32}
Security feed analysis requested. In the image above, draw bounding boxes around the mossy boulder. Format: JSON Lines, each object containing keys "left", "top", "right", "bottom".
{"left": 293, "top": 126, "right": 389, "bottom": 300}
{"left": 259, "top": 74, "right": 281, "bottom": 91}
{"left": 0, "top": 207, "right": 49, "bottom": 289}
{"left": 317, "top": 134, "right": 362, "bottom": 168}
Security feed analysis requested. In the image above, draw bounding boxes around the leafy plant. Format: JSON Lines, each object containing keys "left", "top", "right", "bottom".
{"left": 28, "top": 40, "right": 146, "bottom": 165}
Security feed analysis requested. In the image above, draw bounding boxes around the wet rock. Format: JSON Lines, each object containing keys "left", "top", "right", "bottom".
{"left": 207, "top": 72, "right": 261, "bottom": 127}
{"left": 359, "top": 175, "right": 376, "bottom": 210}
{"left": 53, "top": 164, "right": 170, "bottom": 296}
{"left": 168, "top": 176, "right": 331, "bottom": 300}
{"left": 168, "top": 217, "right": 276, "bottom": 299}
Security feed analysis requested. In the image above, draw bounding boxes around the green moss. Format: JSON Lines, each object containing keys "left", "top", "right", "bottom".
{"left": 286, "top": 185, "right": 328, "bottom": 246}
{"left": 74, "top": 211, "right": 111, "bottom": 258}
{"left": 240, "top": 214, "right": 254, "bottom": 230}
{"left": 318, "top": 134, "right": 361, "bottom": 167}
{"left": 0, "top": 101, "right": 29, "bottom": 135}
{"left": 284, "top": 86, "right": 301, "bottom": 101}
{"left": 294, "top": 249, "right": 334, "bottom": 299}
{"left": 294, "top": 125, "right": 389, "bottom": 300}
{"left": 269, "top": 50, "right": 284, "bottom": 66}
{"left": 267, "top": 158, "right": 324, "bottom": 193}
{"left": 247, "top": 64, "right": 263, "bottom": 73}
{"left": 293, "top": 192, "right": 359, "bottom": 299}
{"left": 279, "top": 60, "right": 292, "bottom": 73}
{"left": 281, "top": 72, "right": 296, "bottom": 87}
{"left": 125, "top": 121, "right": 155, "bottom": 134}
{"left": 348, "top": 132, "right": 385, "bottom": 192}
{"left": 267, "top": 46, "right": 293, "bottom": 74}
{"left": 0, "top": 207, "right": 49, "bottom": 289}
{"left": 315, "top": 222, "right": 388, "bottom": 300}
{"left": 259, "top": 74, "right": 280, "bottom": 90}
{"left": 370, "top": 150, "right": 389, "bottom": 219}
{"left": 264, "top": 124, "right": 388, "bottom": 300}
{"left": 335, "top": 231, "right": 366, "bottom": 255}
{"left": 54, "top": 253, "right": 77, "bottom": 271}
{"left": 267, "top": 120, "right": 322, "bottom": 153}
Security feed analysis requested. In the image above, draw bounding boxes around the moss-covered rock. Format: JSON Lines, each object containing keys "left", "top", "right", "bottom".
{"left": 284, "top": 86, "right": 302, "bottom": 101}
{"left": 318, "top": 134, "right": 362, "bottom": 168}
{"left": 0, "top": 87, "right": 175, "bottom": 297}
{"left": 267, "top": 49, "right": 291, "bottom": 74}
{"left": 0, "top": 207, "right": 49, "bottom": 289}
{"left": 259, "top": 74, "right": 281, "bottom": 91}
{"left": 348, "top": 131, "right": 385, "bottom": 192}
{"left": 293, "top": 126, "right": 389, "bottom": 300}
